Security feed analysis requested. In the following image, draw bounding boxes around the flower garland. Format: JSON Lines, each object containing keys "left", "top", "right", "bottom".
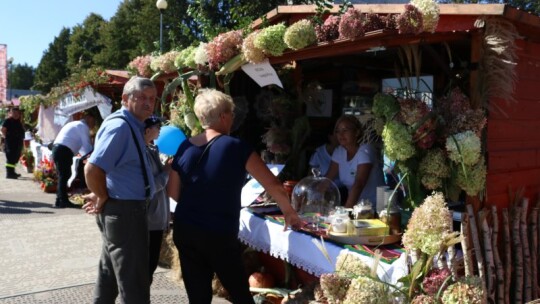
{"left": 283, "top": 19, "right": 317, "bottom": 50}
{"left": 338, "top": 8, "right": 365, "bottom": 40}
{"left": 411, "top": 0, "right": 440, "bottom": 33}
{"left": 150, "top": 51, "right": 180, "bottom": 74}
{"left": 127, "top": 55, "right": 153, "bottom": 77}
{"left": 254, "top": 23, "right": 288, "bottom": 57}
{"left": 206, "top": 30, "right": 243, "bottom": 70}
{"left": 242, "top": 30, "right": 267, "bottom": 64}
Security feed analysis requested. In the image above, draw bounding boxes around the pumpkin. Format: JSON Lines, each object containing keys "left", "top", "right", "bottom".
{"left": 249, "top": 271, "right": 275, "bottom": 288}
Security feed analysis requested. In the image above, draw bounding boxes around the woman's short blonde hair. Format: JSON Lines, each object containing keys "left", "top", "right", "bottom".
{"left": 194, "top": 89, "right": 235, "bottom": 129}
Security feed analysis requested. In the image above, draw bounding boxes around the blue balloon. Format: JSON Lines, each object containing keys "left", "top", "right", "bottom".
{"left": 155, "top": 125, "right": 187, "bottom": 156}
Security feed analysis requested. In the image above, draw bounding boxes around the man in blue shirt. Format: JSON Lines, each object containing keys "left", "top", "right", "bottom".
{"left": 83, "top": 76, "right": 157, "bottom": 304}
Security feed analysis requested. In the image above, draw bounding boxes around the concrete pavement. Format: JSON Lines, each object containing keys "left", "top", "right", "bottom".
{"left": 0, "top": 154, "right": 230, "bottom": 303}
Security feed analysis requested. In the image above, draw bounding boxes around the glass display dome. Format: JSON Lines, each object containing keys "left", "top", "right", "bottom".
{"left": 291, "top": 168, "right": 341, "bottom": 216}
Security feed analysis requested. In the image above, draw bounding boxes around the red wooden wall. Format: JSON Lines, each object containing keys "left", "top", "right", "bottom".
{"left": 486, "top": 39, "right": 540, "bottom": 209}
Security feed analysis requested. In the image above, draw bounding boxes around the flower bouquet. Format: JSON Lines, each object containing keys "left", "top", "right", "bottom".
{"left": 34, "top": 158, "right": 58, "bottom": 193}
{"left": 20, "top": 148, "right": 35, "bottom": 173}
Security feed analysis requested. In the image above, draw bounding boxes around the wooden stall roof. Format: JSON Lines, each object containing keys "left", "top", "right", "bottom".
{"left": 253, "top": 4, "right": 540, "bottom": 33}
{"left": 252, "top": 4, "right": 540, "bottom": 65}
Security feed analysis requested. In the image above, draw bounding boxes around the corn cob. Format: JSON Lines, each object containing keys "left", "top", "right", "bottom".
{"left": 215, "top": 53, "right": 247, "bottom": 76}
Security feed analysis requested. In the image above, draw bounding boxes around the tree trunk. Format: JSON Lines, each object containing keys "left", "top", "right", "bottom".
{"left": 502, "top": 208, "right": 512, "bottom": 304}
{"left": 479, "top": 210, "right": 495, "bottom": 303}
{"left": 520, "top": 199, "right": 531, "bottom": 302}
{"left": 461, "top": 212, "right": 474, "bottom": 277}
{"left": 467, "top": 204, "right": 487, "bottom": 300}
{"left": 529, "top": 207, "right": 538, "bottom": 300}
{"left": 511, "top": 206, "right": 523, "bottom": 304}
{"left": 491, "top": 206, "right": 505, "bottom": 304}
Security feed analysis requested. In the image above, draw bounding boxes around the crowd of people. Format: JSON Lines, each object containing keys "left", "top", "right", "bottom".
{"left": 2, "top": 75, "right": 389, "bottom": 303}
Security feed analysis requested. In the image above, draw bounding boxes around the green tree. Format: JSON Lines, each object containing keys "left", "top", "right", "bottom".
{"left": 185, "top": 0, "right": 307, "bottom": 40}
{"left": 9, "top": 64, "right": 35, "bottom": 90}
{"left": 67, "top": 13, "right": 107, "bottom": 72}
{"left": 95, "top": 0, "right": 162, "bottom": 69}
{"left": 33, "top": 28, "right": 71, "bottom": 93}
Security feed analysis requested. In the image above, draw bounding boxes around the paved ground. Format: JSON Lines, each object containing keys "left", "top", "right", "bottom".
{"left": 0, "top": 154, "right": 230, "bottom": 303}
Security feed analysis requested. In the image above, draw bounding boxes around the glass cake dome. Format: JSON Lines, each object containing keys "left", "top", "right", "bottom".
{"left": 291, "top": 168, "right": 341, "bottom": 216}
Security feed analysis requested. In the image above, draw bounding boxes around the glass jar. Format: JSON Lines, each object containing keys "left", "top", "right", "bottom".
{"left": 379, "top": 203, "right": 401, "bottom": 235}
{"left": 329, "top": 207, "right": 350, "bottom": 233}
{"left": 291, "top": 168, "right": 341, "bottom": 216}
{"left": 352, "top": 199, "right": 374, "bottom": 219}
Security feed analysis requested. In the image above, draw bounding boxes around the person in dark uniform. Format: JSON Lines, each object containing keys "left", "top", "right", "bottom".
{"left": 1, "top": 107, "right": 25, "bottom": 179}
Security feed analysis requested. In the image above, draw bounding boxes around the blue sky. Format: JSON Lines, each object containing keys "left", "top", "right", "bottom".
{"left": 1, "top": 1, "right": 123, "bottom": 68}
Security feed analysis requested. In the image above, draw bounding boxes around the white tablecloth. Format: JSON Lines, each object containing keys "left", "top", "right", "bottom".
{"left": 238, "top": 208, "right": 408, "bottom": 284}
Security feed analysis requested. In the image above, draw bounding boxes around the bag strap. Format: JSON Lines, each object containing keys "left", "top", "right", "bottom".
{"left": 187, "top": 134, "right": 223, "bottom": 177}
{"left": 113, "top": 116, "right": 150, "bottom": 200}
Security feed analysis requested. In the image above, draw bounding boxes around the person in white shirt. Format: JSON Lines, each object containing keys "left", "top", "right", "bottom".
{"left": 309, "top": 128, "right": 338, "bottom": 177}
{"left": 325, "top": 114, "right": 385, "bottom": 208}
{"left": 51, "top": 113, "right": 95, "bottom": 208}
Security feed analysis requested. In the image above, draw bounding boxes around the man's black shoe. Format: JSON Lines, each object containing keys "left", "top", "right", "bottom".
{"left": 13, "top": 172, "right": 21, "bottom": 177}
{"left": 6, "top": 174, "right": 18, "bottom": 179}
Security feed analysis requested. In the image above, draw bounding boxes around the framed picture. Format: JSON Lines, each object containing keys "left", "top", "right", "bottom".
{"left": 306, "top": 89, "right": 333, "bottom": 117}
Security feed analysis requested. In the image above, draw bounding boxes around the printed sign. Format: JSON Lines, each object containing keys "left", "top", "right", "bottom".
{"left": 241, "top": 60, "right": 283, "bottom": 89}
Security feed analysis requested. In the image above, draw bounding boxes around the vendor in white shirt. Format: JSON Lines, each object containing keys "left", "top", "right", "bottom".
{"left": 51, "top": 113, "right": 95, "bottom": 208}
{"left": 325, "top": 114, "right": 385, "bottom": 209}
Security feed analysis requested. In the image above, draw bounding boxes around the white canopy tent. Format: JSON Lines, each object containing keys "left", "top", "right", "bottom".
{"left": 36, "top": 87, "right": 112, "bottom": 144}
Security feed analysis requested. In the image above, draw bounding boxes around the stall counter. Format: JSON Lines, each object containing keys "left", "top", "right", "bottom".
{"left": 238, "top": 208, "right": 408, "bottom": 284}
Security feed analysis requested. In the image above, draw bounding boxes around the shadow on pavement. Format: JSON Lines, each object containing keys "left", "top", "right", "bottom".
{"left": 0, "top": 200, "right": 55, "bottom": 214}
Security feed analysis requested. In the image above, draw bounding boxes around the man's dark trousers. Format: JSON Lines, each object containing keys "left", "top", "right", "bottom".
{"left": 4, "top": 140, "right": 22, "bottom": 177}
{"left": 51, "top": 144, "right": 74, "bottom": 206}
{"left": 93, "top": 199, "right": 150, "bottom": 304}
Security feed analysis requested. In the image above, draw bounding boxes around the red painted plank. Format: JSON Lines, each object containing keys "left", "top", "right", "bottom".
{"left": 488, "top": 140, "right": 540, "bottom": 151}
{"left": 487, "top": 149, "right": 540, "bottom": 171}
{"left": 487, "top": 170, "right": 540, "bottom": 198}
{"left": 484, "top": 192, "right": 540, "bottom": 210}
{"left": 514, "top": 57, "right": 540, "bottom": 81}
{"left": 488, "top": 97, "right": 540, "bottom": 120}
{"left": 516, "top": 39, "right": 540, "bottom": 56}
{"left": 487, "top": 119, "right": 540, "bottom": 141}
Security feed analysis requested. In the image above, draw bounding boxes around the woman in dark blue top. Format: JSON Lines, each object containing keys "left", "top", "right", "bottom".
{"left": 167, "top": 89, "right": 301, "bottom": 304}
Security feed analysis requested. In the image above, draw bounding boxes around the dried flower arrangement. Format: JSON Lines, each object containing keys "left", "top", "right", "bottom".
{"left": 372, "top": 86, "right": 487, "bottom": 206}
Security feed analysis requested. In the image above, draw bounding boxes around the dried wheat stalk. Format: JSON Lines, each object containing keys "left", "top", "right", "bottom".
{"left": 475, "top": 17, "right": 520, "bottom": 109}
{"left": 467, "top": 204, "right": 488, "bottom": 295}
{"left": 461, "top": 212, "right": 474, "bottom": 277}
{"left": 521, "top": 199, "right": 532, "bottom": 302}
{"left": 512, "top": 206, "right": 523, "bottom": 304}
{"left": 479, "top": 209, "right": 495, "bottom": 303}
{"left": 502, "top": 208, "right": 512, "bottom": 304}
{"left": 529, "top": 207, "right": 539, "bottom": 300}
{"left": 491, "top": 206, "right": 505, "bottom": 304}
{"left": 447, "top": 244, "right": 458, "bottom": 281}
